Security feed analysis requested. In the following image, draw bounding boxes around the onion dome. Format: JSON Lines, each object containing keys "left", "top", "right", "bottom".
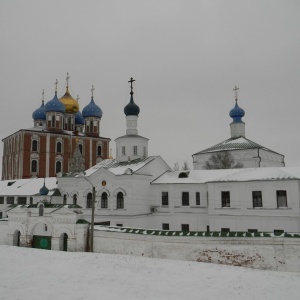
{"left": 60, "top": 86, "right": 79, "bottom": 113}
{"left": 32, "top": 100, "right": 46, "bottom": 120}
{"left": 82, "top": 97, "right": 103, "bottom": 118}
{"left": 39, "top": 180, "right": 49, "bottom": 196}
{"left": 229, "top": 101, "right": 245, "bottom": 123}
{"left": 75, "top": 110, "right": 84, "bottom": 125}
{"left": 45, "top": 92, "right": 66, "bottom": 113}
{"left": 124, "top": 94, "right": 140, "bottom": 116}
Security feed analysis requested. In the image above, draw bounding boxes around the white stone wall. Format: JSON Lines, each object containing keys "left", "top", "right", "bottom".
{"left": 93, "top": 230, "right": 300, "bottom": 272}
{"left": 0, "top": 221, "right": 8, "bottom": 245}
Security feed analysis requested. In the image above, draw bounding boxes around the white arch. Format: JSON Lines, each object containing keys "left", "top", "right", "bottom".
{"left": 8, "top": 223, "right": 26, "bottom": 236}
{"left": 54, "top": 227, "right": 75, "bottom": 239}
{"left": 113, "top": 187, "right": 126, "bottom": 197}
{"left": 28, "top": 218, "right": 54, "bottom": 236}
{"left": 98, "top": 188, "right": 111, "bottom": 197}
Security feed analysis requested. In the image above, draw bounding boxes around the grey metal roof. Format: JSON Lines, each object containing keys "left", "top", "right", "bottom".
{"left": 192, "top": 137, "right": 283, "bottom": 156}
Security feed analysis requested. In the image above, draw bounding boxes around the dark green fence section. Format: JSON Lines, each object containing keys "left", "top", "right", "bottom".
{"left": 32, "top": 235, "right": 51, "bottom": 250}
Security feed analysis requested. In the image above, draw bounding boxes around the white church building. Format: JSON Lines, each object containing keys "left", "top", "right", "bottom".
{"left": 0, "top": 80, "right": 299, "bottom": 251}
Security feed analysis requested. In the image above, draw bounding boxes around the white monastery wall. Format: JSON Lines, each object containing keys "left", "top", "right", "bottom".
{"left": 0, "top": 221, "right": 8, "bottom": 245}
{"left": 93, "top": 230, "right": 300, "bottom": 272}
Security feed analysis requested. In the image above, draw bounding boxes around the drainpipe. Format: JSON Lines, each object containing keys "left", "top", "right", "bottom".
{"left": 257, "top": 148, "right": 261, "bottom": 167}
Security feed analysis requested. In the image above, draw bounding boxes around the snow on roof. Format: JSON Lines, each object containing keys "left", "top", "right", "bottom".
{"left": 193, "top": 137, "right": 282, "bottom": 156}
{"left": 152, "top": 166, "right": 300, "bottom": 184}
{"left": 0, "top": 177, "right": 57, "bottom": 196}
{"left": 84, "top": 156, "right": 157, "bottom": 176}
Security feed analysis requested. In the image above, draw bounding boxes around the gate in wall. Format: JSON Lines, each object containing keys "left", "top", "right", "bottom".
{"left": 32, "top": 235, "right": 52, "bottom": 250}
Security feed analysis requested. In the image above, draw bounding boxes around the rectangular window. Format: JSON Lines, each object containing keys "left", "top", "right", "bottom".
{"left": 116, "top": 224, "right": 123, "bottom": 227}
{"left": 0, "top": 197, "right": 4, "bottom": 204}
{"left": 162, "top": 192, "right": 169, "bottom": 206}
{"left": 181, "top": 224, "right": 189, "bottom": 232}
{"left": 122, "top": 146, "right": 126, "bottom": 156}
{"left": 277, "top": 190, "right": 287, "bottom": 207}
{"left": 17, "top": 197, "right": 26, "bottom": 205}
{"left": 182, "top": 192, "right": 189, "bottom": 206}
{"left": 0, "top": 212, "right": 2, "bottom": 219}
{"left": 143, "top": 147, "right": 146, "bottom": 157}
{"left": 221, "top": 228, "right": 230, "bottom": 232}
{"left": 252, "top": 191, "right": 262, "bottom": 207}
{"left": 221, "top": 191, "right": 230, "bottom": 207}
{"left": 162, "top": 223, "right": 169, "bottom": 230}
{"left": 196, "top": 192, "right": 200, "bottom": 205}
{"left": 133, "top": 146, "right": 137, "bottom": 156}
{"left": 248, "top": 229, "right": 258, "bottom": 233}
{"left": 7, "top": 197, "right": 14, "bottom": 205}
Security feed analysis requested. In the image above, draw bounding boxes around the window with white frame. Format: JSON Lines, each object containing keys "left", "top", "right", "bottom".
{"left": 97, "top": 145, "right": 102, "bottom": 156}
{"left": 122, "top": 146, "right": 126, "bottom": 156}
{"left": 182, "top": 192, "right": 189, "bottom": 206}
{"left": 101, "top": 192, "right": 108, "bottom": 208}
{"left": 196, "top": 192, "right": 200, "bottom": 205}
{"left": 117, "top": 192, "right": 124, "bottom": 209}
{"left": 252, "top": 191, "right": 262, "bottom": 207}
{"left": 86, "top": 193, "right": 92, "bottom": 208}
{"left": 31, "top": 160, "right": 38, "bottom": 173}
{"left": 56, "top": 141, "right": 62, "bottom": 153}
{"left": 162, "top": 192, "right": 169, "bottom": 206}
{"left": 32, "top": 140, "right": 38, "bottom": 152}
{"left": 277, "top": 190, "right": 287, "bottom": 207}
{"left": 55, "top": 161, "right": 62, "bottom": 174}
{"left": 221, "top": 191, "right": 230, "bottom": 207}
{"left": 133, "top": 146, "right": 137, "bottom": 156}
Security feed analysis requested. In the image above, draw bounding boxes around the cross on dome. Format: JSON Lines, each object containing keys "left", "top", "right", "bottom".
{"left": 128, "top": 77, "right": 135, "bottom": 95}
{"left": 66, "top": 73, "right": 70, "bottom": 87}
{"left": 91, "top": 85, "right": 95, "bottom": 98}
{"left": 54, "top": 79, "right": 58, "bottom": 93}
{"left": 233, "top": 85, "right": 239, "bottom": 102}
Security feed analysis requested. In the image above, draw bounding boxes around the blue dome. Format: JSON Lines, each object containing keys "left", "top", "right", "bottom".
{"left": 229, "top": 102, "right": 245, "bottom": 123}
{"left": 39, "top": 181, "right": 49, "bottom": 196}
{"left": 45, "top": 92, "right": 66, "bottom": 113}
{"left": 124, "top": 94, "right": 140, "bottom": 116}
{"left": 75, "top": 111, "right": 84, "bottom": 125}
{"left": 32, "top": 101, "right": 46, "bottom": 120}
{"left": 82, "top": 97, "right": 103, "bottom": 118}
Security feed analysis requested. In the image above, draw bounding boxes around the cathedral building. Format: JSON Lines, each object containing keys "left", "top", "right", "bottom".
{"left": 192, "top": 87, "right": 285, "bottom": 169}
{"left": 1, "top": 76, "right": 110, "bottom": 180}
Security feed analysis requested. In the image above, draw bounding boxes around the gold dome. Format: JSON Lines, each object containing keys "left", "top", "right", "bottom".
{"left": 60, "top": 87, "right": 79, "bottom": 113}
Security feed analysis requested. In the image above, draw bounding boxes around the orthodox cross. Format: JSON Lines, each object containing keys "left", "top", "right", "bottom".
{"left": 66, "top": 72, "right": 70, "bottom": 86}
{"left": 91, "top": 85, "right": 95, "bottom": 98}
{"left": 76, "top": 95, "right": 80, "bottom": 101}
{"left": 128, "top": 77, "right": 135, "bottom": 95}
{"left": 42, "top": 89, "right": 45, "bottom": 102}
{"left": 233, "top": 86, "right": 239, "bottom": 102}
{"left": 54, "top": 79, "right": 58, "bottom": 92}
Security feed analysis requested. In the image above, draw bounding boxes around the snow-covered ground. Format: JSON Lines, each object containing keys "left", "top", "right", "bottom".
{"left": 1, "top": 245, "right": 300, "bottom": 300}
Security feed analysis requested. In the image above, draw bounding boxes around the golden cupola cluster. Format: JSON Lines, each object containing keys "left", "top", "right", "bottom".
{"left": 59, "top": 86, "right": 79, "bottom": 113}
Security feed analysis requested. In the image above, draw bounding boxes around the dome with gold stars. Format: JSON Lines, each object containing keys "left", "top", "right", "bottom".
{"left": 59, "top": 86, "right": 79, "bottom": 113}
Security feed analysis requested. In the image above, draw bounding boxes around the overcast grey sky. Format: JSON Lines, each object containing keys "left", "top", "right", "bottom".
{"left": 1, "top": 0, "right": 300, "bottom": 172}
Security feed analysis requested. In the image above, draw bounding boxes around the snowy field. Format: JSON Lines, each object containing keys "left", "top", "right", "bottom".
{"left": 1, "top": 246, "right": 300, "bottom": 300}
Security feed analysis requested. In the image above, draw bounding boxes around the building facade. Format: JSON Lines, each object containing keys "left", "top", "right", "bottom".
{"left": 192, "top": 91, "right": 285, "bottom": 169}
{"left": 2, "top": 79, "right": 110, "bottom": 180}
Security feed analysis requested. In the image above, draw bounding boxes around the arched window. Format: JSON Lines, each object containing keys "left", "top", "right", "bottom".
{"left": 79, "top": 144, "right": 83, "bottom": 154}
{"left": 101, "top": 192, "right": 108, "bottom": 208}
{"left": 31, "top": 160, "right": 37, "bottom": 173}
{"left": 32, "top": 140, "right": 38, "bottom": 152}
{"left": 73, "top": 194, "right": 77, "bottom": 205}
{"left": 39, "top": 204, "right": 44, "bottom": 216}
{"left": 97, "top": 145, "right": 102, "bottom": 156}
{"left": 52, "top": 115, "right": 55, "bottom": 127}
{"left": 63, "top": 194, "right": 67, "bottom": 205}
{"left": 117, "top": 192, "right": 124, "bottom": 209}
{"left": 56, "top": 161, "right": 62, "bottom": 174}
{"left": 56, "top": 142, "right": 62, "bottom": 153}
{"left": 86, "top": 193, "right": 92, "bottom": 208}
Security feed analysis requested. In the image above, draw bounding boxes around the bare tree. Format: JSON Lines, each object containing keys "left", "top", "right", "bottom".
{"left": 173, "top": 162, "right": 180, "bottom": 171}
{"left": 181, "top": 161, "right": 190, "bottom": 170}
{"left": 204, "top": 151, "right": 244, "bottom": 170}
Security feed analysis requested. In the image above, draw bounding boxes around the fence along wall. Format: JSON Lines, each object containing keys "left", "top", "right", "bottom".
{"left": 93, "top": 228, "right": 300, "bottom": 272}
